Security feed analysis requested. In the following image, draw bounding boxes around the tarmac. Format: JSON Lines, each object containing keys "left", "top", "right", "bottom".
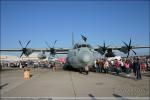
{"left": 0, "top": 67, "right": 150, "bottom": 100}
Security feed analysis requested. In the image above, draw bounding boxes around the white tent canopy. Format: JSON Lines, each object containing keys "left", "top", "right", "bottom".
{"left": 0, "top": 55, "right": 19, "bottom": 62}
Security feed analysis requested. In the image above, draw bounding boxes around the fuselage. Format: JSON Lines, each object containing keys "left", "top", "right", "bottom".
{"left": 66, "top": 43, "right": 94, "bottom": 68}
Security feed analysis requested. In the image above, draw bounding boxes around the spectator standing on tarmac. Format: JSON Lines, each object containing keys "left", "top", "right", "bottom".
{"left": 25, "top": 62, "right": 28, "bottom": 68}
{"left": 100, "top": 59, "right": 104, "bottom": 73}
{"left": 95, "top": 59, "right": 100, "bottom": 73}
{"left": 140, "top": 60, "right": 146, "bottom": 73}
{"left": 19, "top": 62, "right": 22, "bottom": 69}
{"left": 146, "top": 58, "right": 150, "bottom": 71}
{"left": 52, "top": 62, "right": 56, "bottom": 71}
{"left": 114, "top": 59, "right": 120, "bottom": 75}
{"left": 133, "top": 58, "right": 137, "bottom": 76}
{"left": 120, "top": 59, "right": 124, "bottom": 73}
{"left": 104, "top": 59, "right": 109, "bottom": 73}
{"left": 125, "top": 60, "right": 130, "bottom": 77}
{"left": 0, "top": 63, "right": 2, "bottom": 71}
{"left": 134, "top": 58, "right": 142, "bottom": 80}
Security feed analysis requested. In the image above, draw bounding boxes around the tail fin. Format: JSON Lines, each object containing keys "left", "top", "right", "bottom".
{"left": 81, "top": 35, "right": 87, "bottom": 42}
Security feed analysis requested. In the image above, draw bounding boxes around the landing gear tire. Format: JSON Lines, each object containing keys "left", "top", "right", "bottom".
{"left": 63, "top": 64, "right": 73, "bottom": 71}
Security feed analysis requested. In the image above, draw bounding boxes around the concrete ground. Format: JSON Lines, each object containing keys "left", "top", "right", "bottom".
{"left": 0, "top": 67, "right": 150, "bottom": 100}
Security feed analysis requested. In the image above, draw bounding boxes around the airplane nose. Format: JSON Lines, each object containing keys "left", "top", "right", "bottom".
{"left": 82, "top": 55, "right": 91, "bottom": 63}
{"left": 79, "top": 52, "right": 91, "bottom": 63}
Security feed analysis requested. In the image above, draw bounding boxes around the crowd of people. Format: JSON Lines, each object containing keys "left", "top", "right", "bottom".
{"left": 0, "top": 60, "right": 64, "bottom": 71}
{"left": 94, "top": 56, "right": 150, "bottom": 80}
{"left": 1, "top": 55, "right": 150, "bottom": 80}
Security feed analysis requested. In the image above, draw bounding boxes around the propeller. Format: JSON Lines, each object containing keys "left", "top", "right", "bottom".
{"left": 18, "top": 40, "right": 31, "bottom": 58}
{"left": 45, "top": 40, "right": 57, "bottom": 57}
{"left": 97, "top": 41, "right": 110, "bottom": 55}
{"left": 105, "top": 48, "right": 115, "bottom": 57}
{"left": 121, "top": 38, "right": 136, "bottom": 57}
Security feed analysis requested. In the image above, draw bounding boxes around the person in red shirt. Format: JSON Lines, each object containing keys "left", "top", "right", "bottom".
{"left": 114, "top": 59, "right": 120, "bottom": 75}
{"left": 125, "top": 60, "right": 130, "bottom": 77}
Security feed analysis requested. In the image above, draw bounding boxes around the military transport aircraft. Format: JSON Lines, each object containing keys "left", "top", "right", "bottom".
{"left": 0, "top": 34, "right": 150, "bottom": 72}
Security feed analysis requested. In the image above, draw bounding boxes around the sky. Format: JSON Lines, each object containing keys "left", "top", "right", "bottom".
{"left": 1, "top": 0, "right": 149, "bottom": 57}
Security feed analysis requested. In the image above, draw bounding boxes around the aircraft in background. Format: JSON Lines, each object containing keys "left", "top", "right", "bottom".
{"left": 0, "top": 34, "right": 150, "bottom": 72}
{"left": 37, "top": 50, "right": 46, "bottom": 60}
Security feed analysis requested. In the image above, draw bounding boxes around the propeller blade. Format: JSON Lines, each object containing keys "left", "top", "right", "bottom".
{"left": 132, "top": 49, "right": 136, "bottom": 55}
{"left": 98, "top": 45, "right": 103, "bottom": 49}
{"left": 127, "top": 51, "right": 129, "bottom": 58}
{"left": 97, "top": 45, "right": 104, "bottom": 55}
{"left": 53, "top": 40, "right": 57, "bottom": 48}
{"left": 45, "top": 41, "right": 51, "bottom": 48}
{"left": 20, "top": 52, "right": 24, "bottom": 58}
{"left": 25, "top": 40, "right": 31, "bottom": 48}
{"left": 129, "top": 38, "right": 131, "bottom": 47}
{"left": 97, "top": 42, "right": 109, "bottom": 55}
{"left": 122, "top": 41, "right": 129, "bottom": 47}
{"left": 106, "top": 45, "right": 110, "bottom": 48}
{"left": 103, "top": 41, "right": 105, "bottom": 48}
{"left": 19, "top": 41, "right": 23, "bottom": 48}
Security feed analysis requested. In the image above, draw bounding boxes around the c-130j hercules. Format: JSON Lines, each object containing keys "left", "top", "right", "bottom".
{"left": 0, "top": 34, "right": 150, "bottom": 71}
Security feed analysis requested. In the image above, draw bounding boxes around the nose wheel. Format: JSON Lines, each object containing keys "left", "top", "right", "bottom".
{"left": 79, "top": 65, "right": 89, "bottom": 75}
{"left": 79, "top": 68, "right": 84, "bottom": 73}
{"left": 84, "top": 65, "right": 89, "bottom": 75}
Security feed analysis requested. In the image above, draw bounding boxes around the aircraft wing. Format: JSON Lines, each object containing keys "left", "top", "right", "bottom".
{"left": 49, "top": 48, "right": 69, "bottom": 52}
{"left": 0, "top": 49, "right": 22, "bottom": 52}
{"left": 109, "top": 46, "right": 150, "bottom": 50}
{"left": 33, "top": 48, "right": 69, "bottom": 54}
{"left": 0, "top": 48, "right": 69, "bottom": 54}
{"left": 94, "top": 46, "right": 150, "bottom": 57}
{"left": 131, "top": 46, "right": 150, "bottom": 49}
{"left": 94, "top": 46, "right": 150, "bottom": 51}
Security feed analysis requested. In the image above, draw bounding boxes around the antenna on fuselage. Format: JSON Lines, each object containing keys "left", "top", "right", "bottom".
{"left": 72, "top": 32, "right": 74, "bottom": 47}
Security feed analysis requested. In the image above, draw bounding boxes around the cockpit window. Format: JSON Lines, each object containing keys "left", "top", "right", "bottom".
{"left": 73, "top": 43, "right": 92, "bottom": 49}
{"left": 73, "top": 44, "right": 79, "bottom": 49}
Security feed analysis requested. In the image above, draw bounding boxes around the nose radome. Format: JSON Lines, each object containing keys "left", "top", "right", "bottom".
{"left": 82, "top": 55, "right": 90, "bottom": 62}
{"left": 80, "top": 53, "right": 91, "bottom": 63}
